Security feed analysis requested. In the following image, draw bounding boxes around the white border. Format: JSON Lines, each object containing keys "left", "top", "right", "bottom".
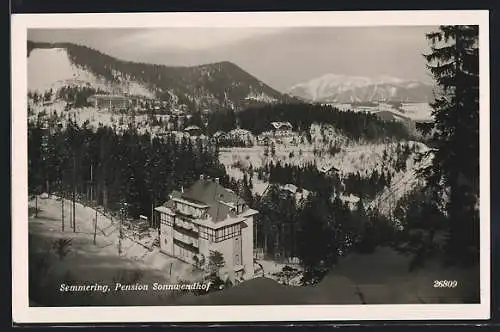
{"left": 11, "top": 10, "right": 490, "bottom": 323}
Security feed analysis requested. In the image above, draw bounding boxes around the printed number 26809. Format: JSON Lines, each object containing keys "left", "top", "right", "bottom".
{"left": 433, "top": 280, "right": 458, "bottom": 288}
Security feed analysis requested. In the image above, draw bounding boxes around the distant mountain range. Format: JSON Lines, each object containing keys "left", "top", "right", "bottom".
{"left": 27, "top": 41, "right": 296, "bottom": 111}
{"left": 286, "top": 74, "right": 435, "bottom": 103}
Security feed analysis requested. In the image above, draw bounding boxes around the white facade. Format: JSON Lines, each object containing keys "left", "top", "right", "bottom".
{"left": 156, "top": 188, "right": 258, "bottom": 282}
{"left": 270, "top": 121, "right": 293, "bottom": 137}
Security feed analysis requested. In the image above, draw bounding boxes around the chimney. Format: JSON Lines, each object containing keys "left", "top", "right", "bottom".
{"left": 200, "top": 174, "right": 204, "bottom": 181}
{"left": 215, "top": 177, "right": 219, "bottom": 184}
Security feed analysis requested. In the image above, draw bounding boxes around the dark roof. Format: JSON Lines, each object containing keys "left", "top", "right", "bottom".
{"left": 163, "top": 179, "right": 247, "bottom": 223}
{"left": 182, "top": 179, "right": 243, "bottom": 205}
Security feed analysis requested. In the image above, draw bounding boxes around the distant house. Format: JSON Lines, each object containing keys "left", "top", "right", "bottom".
{"left": 256, "top": 136, "right": 271, "bottom": 146}
{"left": 87, "top": 94, "right": 129, "bottom": 111}
{"left": 270, "top": 122, "right": 293, "bottom": 137}
{"left": 213, "top": 131, "right": 227, "bottom": 141}
{"left": 319, "top": 164, "right": 340, "bottom": 176}
{"left": 261, "top": 183, "right": 309, "bottom": 206}
{"left": 184, "top": 125, "right": 202, "bottom": 136}
{"left": 171, "top": 109, "right": 186, "bottom": 116}
{"left": 154, "top": 175, "right": 259, "bottom": 282}
{"left": 227, "top": 128, "right": 252, "bottom": 142}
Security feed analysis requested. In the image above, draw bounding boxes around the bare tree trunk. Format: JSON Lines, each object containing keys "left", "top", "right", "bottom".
{"left": 90, "top": 163, "right": 93, "bottom": 202}
{"left": 103, "top": 186, "right": 108, "bottom": 210}
{"left": 93, "top": 208, "right": 97, "bottom": 245}
{"left": 61, "top": 194, "right": 64, "bottom": 231}
{"left": 264, "top": 232, "right": 268, "bottom": 258}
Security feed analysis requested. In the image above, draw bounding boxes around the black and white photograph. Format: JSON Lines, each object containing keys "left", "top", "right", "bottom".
{"left": 12, "top": 11, "right": 490, "bottom": 323}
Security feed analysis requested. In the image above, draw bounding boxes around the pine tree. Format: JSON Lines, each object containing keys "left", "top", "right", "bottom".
{"left": 420, "top": 25, "right": 479, "bottom": 265}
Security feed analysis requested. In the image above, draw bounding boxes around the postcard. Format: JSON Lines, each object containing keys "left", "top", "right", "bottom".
{"left": 11, "top": 10, "right": 490, "bottom": 323}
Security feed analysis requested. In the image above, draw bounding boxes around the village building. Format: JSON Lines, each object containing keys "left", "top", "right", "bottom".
{"left": 270, "top": 122, "right": 293, "bottom": 137}
{"left": 227, "top": 128, "right": 253, "bottom": 142}
{"left": 319, "top": 164, "right": 340, "bottom": 176}
{"left": 212, "top": 131, "right": 227, "bottom": 142}
{"left": 154, "top": 175, "right": 259, "bottom": 281}
{"left": 184, "top": 125, "right": 202, "bottom": 136}
{"left": 281, "top": 184, "right": 310, "bottom": 202}
{"left": 87, "top": 94, "right": 130, "bottom": 112}
{"left": 256, "top": 136, "right": 271, "bottom": 146}
{"left": 171, "top": 109, "right": 186, "bottom": 116}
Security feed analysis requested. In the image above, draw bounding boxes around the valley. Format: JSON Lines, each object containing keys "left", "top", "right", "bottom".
{"left": 25, "top": 38, "right": 479, "bottom": 306}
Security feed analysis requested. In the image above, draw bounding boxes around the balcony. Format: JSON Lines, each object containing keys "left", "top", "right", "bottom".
{"left": 174, "top": 231, "right": 199, "bottom": 247}
{"left": 173, "top": 238, "right": 199, "bottom": 254}
{"left": 173, "top": 222, "right": 199, "bottom": 238}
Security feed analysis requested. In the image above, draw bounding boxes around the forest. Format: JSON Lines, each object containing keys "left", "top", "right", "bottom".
{"left": 28, "top": 119, "right": 228, "bottom": 219}
{"left": 251, "top": 182, "right": 400, "bottom": 283}
{"left": 236, "top": 103, "right": 410, "bottom": 142}
{"left": 257, "top": 162, "right": 343, "bottom": 195}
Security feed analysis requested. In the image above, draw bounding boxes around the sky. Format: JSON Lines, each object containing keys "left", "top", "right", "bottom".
{"left": 28, "top": 26, "right": 436, "bottom": 92}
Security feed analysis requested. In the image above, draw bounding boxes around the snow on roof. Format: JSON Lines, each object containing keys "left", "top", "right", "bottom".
{"left": 160, "top": 178, "right": 250, "bottom": 225}
{"left": 282, "top": 183, "right": 298, "bottom": 193}
{"left": 271, "top": 121, "right": 293, "bottom": 130}
{"left": 340, "top": 194, "right": 360, "bottom": 204}
{"left": 184, "top": 125, "right": 201, "bottom": 131}
{"left": 320, "top": 164, "right": 340, "bottom": 173}
{"left": 229, "top": 128, "right": 251, "bottom": 135}
{"left": 90, "top": 94, "right": 128, "bottom": 100}
{"left": 213, "top": 131, "right": 226, "bottom": 137}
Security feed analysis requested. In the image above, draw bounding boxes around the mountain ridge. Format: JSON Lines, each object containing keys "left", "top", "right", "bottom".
{"left": 286, "top": 73, "right": 435, "bottom": 103}
{"left": 27, "top": 41, "right": 296, "bottom": 111}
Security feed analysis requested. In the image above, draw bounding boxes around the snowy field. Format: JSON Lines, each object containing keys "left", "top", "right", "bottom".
{"left": 400, "top": 102, "right": 433, "bottom": 121}
{"left": 28, "top": 195, "right": 204, "bottom": 306}
{"left": 175, "top": 246, "right": 480, "bottom": 305}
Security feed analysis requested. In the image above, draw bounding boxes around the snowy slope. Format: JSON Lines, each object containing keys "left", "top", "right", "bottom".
{"left": 28, "top": 48, "right": 105, "bottom": 93}
{"left": 28, "top": 47, "right": 155, "bottom": 98}
{"left": 369, "top": 148, "right": 433, "bottom": 216}
{"left": 218, "top": 123, "right": 432, "bottom": 215}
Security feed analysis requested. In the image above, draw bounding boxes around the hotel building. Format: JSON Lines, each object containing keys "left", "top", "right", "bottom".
{"left": 154, "top": 175, "right": 258, "bottom": 281}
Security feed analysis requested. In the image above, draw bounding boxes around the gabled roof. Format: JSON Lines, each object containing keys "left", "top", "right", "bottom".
{"left": 162, "top": 179, "right": 248, "bottom": 223}
{"left": 182, "top": 179, "right": 244, "bottom": 207}
{"left": 228, "top": 128, "right": 251, "bottom": 135}
{"left": 320, "top": 164, "right": 340, "bottom": 174}
{"left": 270, "top": 121, "right": 293, "bottom": 130}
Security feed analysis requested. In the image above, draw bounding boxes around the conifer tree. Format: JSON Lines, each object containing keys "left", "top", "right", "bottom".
{"left": 419, "top": 25, "right": 479, "bottom": 265}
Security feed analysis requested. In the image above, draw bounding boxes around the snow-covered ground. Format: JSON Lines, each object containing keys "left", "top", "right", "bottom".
{"left": 254, "top": 259, "right": 303, "bottom": 286}
{"left": 219, "top": 124, "right": 432, "bottom": 217}
{"left": 400, "top": 102, "right": 433, "bottom": 122}
{"left": 29, "top": 195, "right": 201, "bottom": 281}
{"left": 28, "top": 48, "right": 154, "bottom": 98}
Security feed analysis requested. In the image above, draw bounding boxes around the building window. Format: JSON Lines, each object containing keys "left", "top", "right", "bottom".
{"left": 215, "top": 224, "right": 241, "bottom": 242}
{"left": 199, "top": 226, "right": 216, "bottom": 242}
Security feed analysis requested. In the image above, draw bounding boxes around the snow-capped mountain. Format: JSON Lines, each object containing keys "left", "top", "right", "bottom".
{"left": 286, "top": 74, "right": 435, "bottom": 103}
{"left": 27, "top": 41, "right": 292, "bottom": 111}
